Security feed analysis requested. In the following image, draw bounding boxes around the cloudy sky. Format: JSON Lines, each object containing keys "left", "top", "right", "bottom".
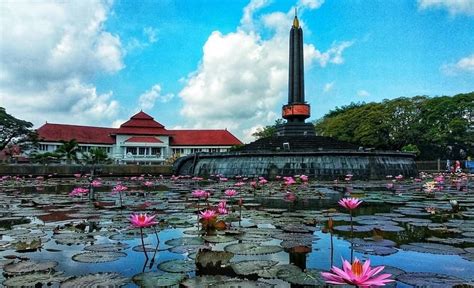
{"left": 1, "top": 0, "right": 473, "bottom": 143}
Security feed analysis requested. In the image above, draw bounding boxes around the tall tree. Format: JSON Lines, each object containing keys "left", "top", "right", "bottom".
{"left": 56, "top": 139, "right": 79, "bottom": 164}
{"left": 0, "top": 107, "right": 35, "bottom": 151}
{"left": 81, "top": 147, "right": 110, "bottom": 164}
{"left": 252, "top": 119, "right": 285, "bottom": 139}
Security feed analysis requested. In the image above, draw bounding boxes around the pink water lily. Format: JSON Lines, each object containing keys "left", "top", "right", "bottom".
{"left": 225, "top": 189, "right": 238, "bottom": 197}
{"left": 192, "top": 189, "right": 210, "bottom": 198}
{"left": 338, "top": 197, "right": 363, "bottom": 210}
{"left": 129, "top": 213, "right": 158, "bottom": 228}
{"left": 217, "top": 201, "right": 228, "bottom": 216}
{"left": 321, "top": 258, "right": 394, "bottom": 287}
{"left": 200, "top": 209, "right": 217, "bottom": 220}
{"left": 112, "top": 184, "right": 128, "bottom": 194}
{"left": 284, "top": 176, "right": 296, "bottom": 185}
{"left": 69, "top": 187, "right": 89, "bottom": 197}
{"left": 143, "top": 181, "right": 154, "bottom": 187}
{"left": 91, "top": 180, "right": 102, "bottom": 187}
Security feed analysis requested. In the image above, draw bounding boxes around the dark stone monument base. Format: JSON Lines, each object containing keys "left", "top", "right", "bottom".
{"left": 275, "top": 123, "right": 315, "bottom": 136}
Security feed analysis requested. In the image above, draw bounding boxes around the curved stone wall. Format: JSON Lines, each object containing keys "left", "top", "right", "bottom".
{"left": 174, "top": 151, "right": 417, "bottom": 180}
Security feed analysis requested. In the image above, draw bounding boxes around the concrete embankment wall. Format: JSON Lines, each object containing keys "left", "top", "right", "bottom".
{"left": 0, "top": 164, "right": 173, "bottom": 177}
{"left": 175, "top": 151, "right": 418, "bottom": 180}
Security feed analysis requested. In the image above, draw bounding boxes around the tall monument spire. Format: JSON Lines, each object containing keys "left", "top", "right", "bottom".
{"left": 276, "top": 12, "right": 314, "bottom": 136}
{"left": 282, "top": 11, "right": 311, "bottom": 124}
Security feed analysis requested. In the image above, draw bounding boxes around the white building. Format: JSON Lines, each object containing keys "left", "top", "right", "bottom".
{"left": 37, "top": 111, "right": 242, "bottom": 164}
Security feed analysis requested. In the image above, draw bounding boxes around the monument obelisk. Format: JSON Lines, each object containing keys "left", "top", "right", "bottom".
{"left": 276, "top": 13, "right": 315, "bottom": 136}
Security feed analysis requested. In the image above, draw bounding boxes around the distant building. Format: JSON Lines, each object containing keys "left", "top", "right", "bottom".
{"left": 36, "top": 111, "right": 242, "bottom": 164}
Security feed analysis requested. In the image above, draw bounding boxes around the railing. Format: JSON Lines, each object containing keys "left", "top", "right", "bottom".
{"left": 111, "top": 154, "right": 165, "bottom": 162}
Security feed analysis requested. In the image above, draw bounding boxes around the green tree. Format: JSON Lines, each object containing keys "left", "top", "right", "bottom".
{"left": 252, "top": 119, "right": 285, "bottom": 139}
{"left": 81, "top": 147, "right": 110, "bottom": 164}
{"left": 56, "top": 139, "right": 79, "bottom": 164}
{"left": 0, "top": 107, "right": 36, "bottom": 151}
{"left": 315, "top": 92, "right": 474, "bottom": 159}
{"left": 30, "top": 151, "right": 60, "bottom": 164}
{"left": 401, "top": 144, "right": 420, "bottom": 156}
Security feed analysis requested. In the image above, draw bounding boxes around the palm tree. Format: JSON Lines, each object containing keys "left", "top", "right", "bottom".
{"left": 82, "top": 147, "right": 110, "bottom": 164}
{"left": 56, "top": 139, "right": 79, "bottom": 164}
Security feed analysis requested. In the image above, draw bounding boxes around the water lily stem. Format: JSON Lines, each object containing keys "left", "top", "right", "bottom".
{"left": 140, "top": 227, "right": 148, "bottom": 260}
{"left": 350, "top": 210, "right": 354, "bottom": 263}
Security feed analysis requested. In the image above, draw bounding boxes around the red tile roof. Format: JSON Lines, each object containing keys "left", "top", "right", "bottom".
{"left": 36, "top": 112, "right": 243, "bottom": 146}
{"left": 125, "top": 136, "right": 163, "bottom": 143}
{"left": 117, "top": 111, "right": 168, "bottom": 135}
{"left": 37, "top": 123, "right": 116, "bottom": 144}
{"left": 169, "top": 130, "right": 242, "bottom": 146}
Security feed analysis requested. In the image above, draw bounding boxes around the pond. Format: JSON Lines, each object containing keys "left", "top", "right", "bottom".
{"left": 0, "top": 174, "right": 473, "bottom": 287}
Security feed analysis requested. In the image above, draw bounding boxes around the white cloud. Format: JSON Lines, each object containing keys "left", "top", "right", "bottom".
{"left": 143, "top": 26, "right": 158, "bottom": 43}
{"left": 441, "top": 54, "right": 474, "bottom": 75}
{"left": 112, "top": 119, "right": 127, "bottom": 128}
{"left": 179, "top": 0, "right": 353, "bottom": 143}
{"left": 357, "top": 90, "right": 370, "bottom": 97}
{"left": 418, "top": 0, "right": 474, "bottom": 15}
{"left": 138, "top": 84, "right": 174, "bottom": 110}
{"left": 0, "top": 0, "right": 124, "bottom": 127}
{"left": 323, "top": 82, "right": 334, "bottom": 93}
{"left": 297, "top": 0, "right": 324, "bottom": 10}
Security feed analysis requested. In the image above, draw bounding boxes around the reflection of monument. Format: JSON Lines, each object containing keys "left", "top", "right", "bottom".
{"left": 174, "top": 15, "right": 417, "bottom": 179}
{"left": 277, "top": 14, "right": 315, "bottom": 137}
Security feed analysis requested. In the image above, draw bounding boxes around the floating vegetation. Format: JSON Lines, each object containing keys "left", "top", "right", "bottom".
{"left": 84, "top": 242, "right": 130, "bottom": 252}
{"left": 2, "top": 271, "right": 68, "bottom": 287}
{"left": 277, "top": 268, "right": 326, "bottom": 286}
{"left": 231, "top": 260, "right": 278, "bottom": 276}
{"left": 3, "top": 260, "right": 58, "bottom": 274}
{"left": 396, "top": 272, "right": 466, "bottom": 287}
{"left": 1, "top": 174, "right": 474, "bottom": 286}
{"left": 158, "top": 259, "right": 196, "bottom": 273}
{"left": 60, "top": 272, "right": 130, "bottom": 287}
{"left": 224, "top": 243, "right": 283, "bottom": 255}
{"left": 72, "top": 251, "right": 127, "bottom": 263}
{"left": 399, "top": 242, "right": 465, "bottom": 255}
{"left": 132, "top": 272, "right": 187, "bottom": 287}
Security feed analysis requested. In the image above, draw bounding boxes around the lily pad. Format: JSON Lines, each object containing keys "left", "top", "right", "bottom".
{"left": 202, "top": 235, "right": 236, "bottom": 243}
{"left": 83, "top": 242, "right": 130, "bottom": 252}
{"left": 400, "top": 242, "right": 465, "bottom": 255}
{"left": 196, "top": 250, "right": 234, "bottom": 271}
{"left": 169, "top": 244, "right": 209, "bottom": 254}
{"left": 165, "top": 237, "right": 204, "bottom": 246}
{"left": 181, "top": 275, "right": 232, "bottom": 287}
{"left": 277, "top": 268, "right": 326, "bottom": 286}
{"left": 60, "top": 272, "right": 130, "bottom": 287}
{"left": 15, "top": 239, "right": 42, "bottom": 252}
{"left": 72, "top": 251, "right": 127, "bottom": 263}
{"left": 333, "top": 225, "right": 374, "bottom": 232}
{"left": 53, "top": 233, "right": 96, "bottom": 245}
{"left": 158, "top": 259, "right": 196, "bottom": 273}
{"left": 3, "top": 260, "right": 58, "bottom": 274}
{"left": 397, "top": 272, "right": 466, "bottom": 287}
{"left": 224, "top": 243, "right": 283, "bottom": 255}
{"left": 2, "top": 272, "right": 68, "bottom": 287}
{"left": 132, "top": 272, "right": 186, "bottom": 287}
{"left": 212, "top": 279, "right": 274, "bottom": 288}
{"left": 231, "top": 260, "right": 278, "bottom": 276}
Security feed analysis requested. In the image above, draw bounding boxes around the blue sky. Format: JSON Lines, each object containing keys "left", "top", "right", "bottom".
{"left": 1, "top": 0, "right": 473, "bottom": 142}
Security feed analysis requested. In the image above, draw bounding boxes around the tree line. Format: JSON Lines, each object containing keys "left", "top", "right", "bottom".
{"left": 1, "top": 107, "right": 110, "bottom": 164}
{"left": 252, "top": 92, "right": 473, "bottom": 160}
